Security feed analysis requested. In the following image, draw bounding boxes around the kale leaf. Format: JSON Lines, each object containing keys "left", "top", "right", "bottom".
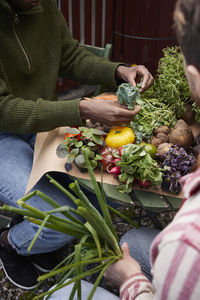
{"left": 117, "top": 83, "right": 141, "bottom": 110}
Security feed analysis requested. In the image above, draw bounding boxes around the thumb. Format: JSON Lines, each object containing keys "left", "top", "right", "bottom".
{"left": 121, "top": 242, "right": 130, "bottom": 258}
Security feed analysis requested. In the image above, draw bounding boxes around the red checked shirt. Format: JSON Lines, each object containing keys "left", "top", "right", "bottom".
{"left": 120, "top": 168, "right": 200, "bottom": 300}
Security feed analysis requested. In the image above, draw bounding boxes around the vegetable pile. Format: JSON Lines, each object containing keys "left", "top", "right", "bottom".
{"left": 56, "top": 45, "right": 200, "bottom": 196}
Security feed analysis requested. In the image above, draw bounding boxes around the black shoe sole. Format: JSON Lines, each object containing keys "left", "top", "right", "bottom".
{"left": 0, "top": 258, "right": 38, "bottom": 290}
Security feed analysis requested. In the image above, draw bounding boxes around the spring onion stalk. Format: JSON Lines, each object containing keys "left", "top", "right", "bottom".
{"left": 74, "top": 243, "right": 83, "bottom": 300}
{"left": 33, "top": 262, "right": 113, "bottom": 300}
{"left": 0, "top": 205, "right": 39, "bottom": 219}
{"left": 77, "top": 207, "right": 122, "bottom": 257}
{"left": 82, "top": 149, "right": 114, "bottom": 233}
{"left": 84, "top": 222, "right": 102, "bottom": 259}
{"left": 28, "top": 217, "right": 84, "bottom": 239}
{"left": 46, "top": 174, "right": 78, "bottom": 202}
{"left": 37, "top": 255, "right": 118, "bottom": 281}
{"left": 87, "top": 259, "right": 116, "bottom": 300}
{"left": 27, "top": 215, "right": 50, "bottom": 252}
{"left": 72, "top": 197, "right": 121, "bottom": 254}
{"left": 100, "top": 167, "right": 117, "bottom": 238}
{"left": 18, "top": 189, "right": 81, "bottom": 224}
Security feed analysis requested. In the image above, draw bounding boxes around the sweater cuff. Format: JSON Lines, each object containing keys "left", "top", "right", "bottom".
{"left": 57, "top": 98, "right": 84, "bottom": 127}
{"left": 120, "top": 273, "right": 154, "bottom": 299}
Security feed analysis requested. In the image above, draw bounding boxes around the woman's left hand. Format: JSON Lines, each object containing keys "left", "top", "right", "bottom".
{"left": 116, "top": 65, "right": 153, "bottom": 92}
{"left": 104, "top": 242, "right": 142, "bottom": 287}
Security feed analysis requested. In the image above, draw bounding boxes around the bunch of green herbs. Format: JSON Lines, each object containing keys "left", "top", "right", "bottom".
{"left": 0, "top": 149, "right": 138, "bottom": 300}
{"left": 146, "top": 46, "right": 192, "bottom": 117}
{"left": 126, "top": 46, "right": 196, "bottom": 143}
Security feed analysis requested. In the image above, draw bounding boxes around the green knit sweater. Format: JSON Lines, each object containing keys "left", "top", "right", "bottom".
{"left": 0, "top": 0, "right": 120, "bottom": 133}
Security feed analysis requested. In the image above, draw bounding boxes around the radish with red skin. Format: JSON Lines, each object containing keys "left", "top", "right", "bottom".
{"left": 100, "top": 147, "right": 116, "bottom": 171}
{"left": 109, "top": 166, "right": 121, "bottom": 176}
{"left": 139, "top": 180, "right": 150, "bottom": 187}
{"left": 113, "top": 158, "right": 121, "bottom": 165}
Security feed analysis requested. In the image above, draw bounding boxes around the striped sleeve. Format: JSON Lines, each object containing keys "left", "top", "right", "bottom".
{"left": 119, "top": 273, "right": 155, "bottom": 299}
{"left": 119, "top": 240, "right": 200, "bottom": 299}
{"left": 152, "top": 240, "right": 200, "bottom": 300}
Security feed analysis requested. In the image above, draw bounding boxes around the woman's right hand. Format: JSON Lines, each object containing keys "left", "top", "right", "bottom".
{"left": 79, "top": 99, "right": 141, "bottom": 126}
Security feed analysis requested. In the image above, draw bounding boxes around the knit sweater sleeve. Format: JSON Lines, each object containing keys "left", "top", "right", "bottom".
{"left": 120, "top": 273, "right": 154, "bottom": 300}
{"left": 0, "top": 76, "right": 84, "bottom": 133}
{"left": 57, "top": 10, "right": 120, "bottom": 91}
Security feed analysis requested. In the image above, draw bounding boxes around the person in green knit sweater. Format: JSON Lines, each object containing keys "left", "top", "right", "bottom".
{"left": 0, "top": 0, "right": 153, "bottom": 290}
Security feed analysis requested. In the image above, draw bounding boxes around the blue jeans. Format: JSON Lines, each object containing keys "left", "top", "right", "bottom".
{"left": 0, "top": 132, "right": 119, "bottom": 255}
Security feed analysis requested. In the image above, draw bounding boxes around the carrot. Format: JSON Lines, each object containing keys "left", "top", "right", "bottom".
{"left": 83, "top": 94, "right": 118, "bottom": 101}
{"left": 94, "top": 94, "right": 118, "bottom": 101}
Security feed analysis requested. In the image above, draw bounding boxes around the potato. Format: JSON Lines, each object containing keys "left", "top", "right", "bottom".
{"left": 156, "top": 133, "right": 169, "bottom": 143}
{"left": 169, "top": 119, "right": 194, "bottom": 148}
{"left": 154, "top": 126, "right": 170, "bottom": 135}
{"left": 150, "top": 136, "right": 162, "bottom": 148}
{"left": 157, "top": 143, "right": 173, "bottom": 156}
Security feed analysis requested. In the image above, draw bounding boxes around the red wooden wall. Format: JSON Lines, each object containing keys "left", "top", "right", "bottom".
{"left": 112, "top": 0, "right": 177, "bottom": 74}
{"left": 60, "top": 0, "right": 177, "bottom": 75}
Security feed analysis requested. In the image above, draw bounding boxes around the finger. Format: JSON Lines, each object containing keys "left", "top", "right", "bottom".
{"left": 128, "top": 72, "right": 137, "bottom": 87}
{"left": 83, "top": 97, "right": 92, "bottom": 100}
{"left": 129, "top": 65, "right": 149, "bottom": 88}
{"left": 140, "top": 74, "right": 153, "bottom": 92}
{"left": 117, "top": 105, "right": 141, "bottom": 116}
{"left": 121, "top": 242, "right": 130, "bottom": 257}
{"left": 133, "top": 105, "right": 141, "bottom": 114}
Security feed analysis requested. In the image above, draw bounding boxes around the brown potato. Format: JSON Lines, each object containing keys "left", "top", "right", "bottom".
{"left": 150, "top": 136, "right": 162, "bottom": 148}
{"left": 169, "top": 119, "right": 194, "bottom": 148}
{"left": 157, "top": 143, "right": 173, "bottom": 156}
{"left": 156, "top": 133, "right": 169, "bottom": 143}
{"left": 154, "top": 126, "right": 170, "bottom": 136}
